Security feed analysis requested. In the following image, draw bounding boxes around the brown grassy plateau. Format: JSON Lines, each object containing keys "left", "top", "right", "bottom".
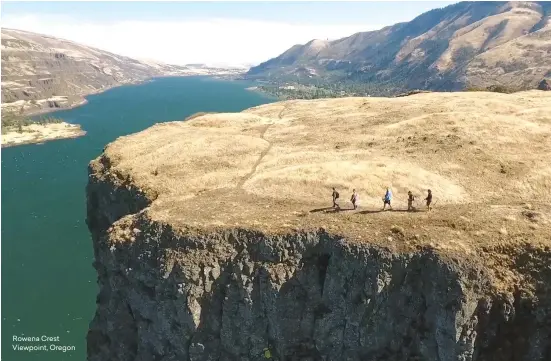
{"left": 93, "top": 91, "right": 551, "bottom": 291}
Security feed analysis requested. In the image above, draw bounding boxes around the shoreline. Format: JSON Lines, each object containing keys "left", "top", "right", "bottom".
{"left": 8, "top": 74, "right": 245, "bottom": 118}
{"left": 14, "top": 79, "right": 151, "bottom": 118}
{"left": 1, "top": 122, "right": 87, "bottom": 148}
{"left": 25, "top": 98, "right": 89, "bottom": 117}
{"left": 245, "top": 85, "right": 283, "bottom": 100}
{"left": 1, "top": 79, "right": 144, "bottom": 147}
{"left": 1, "top": 74, "right": 258, "bottom": 148}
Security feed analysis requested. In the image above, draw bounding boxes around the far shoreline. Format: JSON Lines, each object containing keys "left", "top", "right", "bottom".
{"left": 244, "top": 84, "right": 282, "bottom": 101}
{"left": 12, "top": 78, "right": 155, "bottom": 118}
{"left": 9, "top": 75, "right": 254, "bottom": 119}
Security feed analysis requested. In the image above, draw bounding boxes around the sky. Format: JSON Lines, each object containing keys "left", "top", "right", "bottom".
{"left": 1, "top": 1, "right": 458, "bottom": 67}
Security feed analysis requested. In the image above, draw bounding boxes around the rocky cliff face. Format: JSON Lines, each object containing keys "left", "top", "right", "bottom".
{"left": 86, "top": 93, "right": 551, "bottom": 360}
{"left": 86, "top": 184, "right": 551, "bottom": 361}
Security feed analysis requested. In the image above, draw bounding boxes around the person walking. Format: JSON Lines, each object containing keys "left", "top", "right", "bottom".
{"left": 332, "top": 187, "right": 340, "bottom": 209}
{"left": 425, "top": 189, "right": 433, "bottom": 211}
{"left": 350, "top": 189, "right": 359, "bottom": 210}
{"left": 382, "top": 187, "right": 393, "bottom": 210}
{"left": 262, "top": 347, "right": 274, "bottom": 360}
{"left": 407, "top": 191, "right": 415, "bottom": 211}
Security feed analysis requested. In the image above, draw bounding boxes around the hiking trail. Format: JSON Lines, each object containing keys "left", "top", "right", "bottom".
{"left": 237, "top": 106, "right": 287, "bottom": 189}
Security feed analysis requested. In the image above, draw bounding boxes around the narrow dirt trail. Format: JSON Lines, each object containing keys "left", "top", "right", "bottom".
{"left": 237, "top": 106, "right": 287, "bottom": 188}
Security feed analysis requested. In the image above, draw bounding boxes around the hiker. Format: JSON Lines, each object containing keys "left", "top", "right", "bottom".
{"left": 425, "top": 189, "right": 433, "bottom": 211}
{"left": 332, "top": 187, "right": 340, "bottom": 209}
{"left": 262, "top": 347, "right": 273, "bottom": 360}
{"left": 350, "top": 189, "right": 359, "bottom": 210}
{"left": 255, "top": 347, "right": 274, "bottom": 360}
{"left": 407, "top": 191, "right": 415, "bottom": 211}
{"left": 382, "top": 187, "right": 393, "bottom": 210}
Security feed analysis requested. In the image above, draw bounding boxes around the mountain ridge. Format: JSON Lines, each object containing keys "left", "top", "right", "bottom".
{"left": 246, "top": 1, "right": 551, "bottom": 93}
{"left": 1, "top": 28, "right": 244, "bottom": 115}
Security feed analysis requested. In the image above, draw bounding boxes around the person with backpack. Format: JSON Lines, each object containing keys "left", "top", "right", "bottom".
{"left": 262, "top": 347, "right": 274, "bottom": 360}
{"left": 350, "top": 189, "right": 359, "bottom": 210}
{"left": 382, "top": 187, "right": 393, "bottom": 210}
{"left": 407, "top": 191, "right": 415, "bottom": 211}
{"left": 332, "top": 187, "right": 340, "bottom": 209}
{"left": 425, "top": 189, "right": 433, "bottom": 211}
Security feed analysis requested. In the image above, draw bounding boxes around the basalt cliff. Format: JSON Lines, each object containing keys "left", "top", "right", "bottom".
{"left": 86, "top": 91, "right": 551, "bottom": 361}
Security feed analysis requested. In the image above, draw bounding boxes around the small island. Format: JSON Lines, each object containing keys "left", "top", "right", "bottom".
{"left": 1, "top": 110, "right": 86, "bottom": 148}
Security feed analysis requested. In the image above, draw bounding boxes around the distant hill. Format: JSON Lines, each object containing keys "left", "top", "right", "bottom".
{"left": 0, "top": 28, "right": 242, "bottom": 114}
{"left": 246, "top": 1, "right": 551, "bottom": 93}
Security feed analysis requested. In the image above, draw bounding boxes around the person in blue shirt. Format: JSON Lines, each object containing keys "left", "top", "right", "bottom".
{"left": 382, "top": 187, "right": 393, "bottom": 210}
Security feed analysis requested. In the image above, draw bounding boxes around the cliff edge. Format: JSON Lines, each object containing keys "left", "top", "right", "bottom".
{"left": 86, "top": 91, "right": 551, "bottom": 361}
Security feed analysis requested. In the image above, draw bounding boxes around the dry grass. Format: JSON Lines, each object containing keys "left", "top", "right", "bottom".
{"left": 436, "top": 4, "right": 542, "bottom": 71}
{"left": 93, "top": 91, "right": 551, "bottom": 287}
{"left": 465, "top": 18, "right": 551, "bottom": 89}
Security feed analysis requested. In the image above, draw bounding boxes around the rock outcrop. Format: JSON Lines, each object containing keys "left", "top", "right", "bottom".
{"left": 86, "top": 92, "right": 551, "bottom": 361}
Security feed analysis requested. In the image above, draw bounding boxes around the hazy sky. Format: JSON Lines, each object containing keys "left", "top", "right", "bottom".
{"left": 1, "top": 1, "right": 457, "bottom": 66}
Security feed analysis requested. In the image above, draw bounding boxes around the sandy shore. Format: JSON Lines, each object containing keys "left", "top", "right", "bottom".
{"left": 1, "top": 122, "right": 86, "bottom": 148}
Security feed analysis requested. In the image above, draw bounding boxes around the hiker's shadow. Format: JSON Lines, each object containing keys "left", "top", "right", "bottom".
{"left": 310, "top": 207, "right": 355, "bottom": 213}
{"left": 359, "top": 209, "right": 385, "bottom": 214}
{"left": 310, "top": 207, "right": 334, "bottom": 213}
{"left": 310, "top": 207, "right": 426, "bottom": 214}
{"left": 359, "top": 208, "right": 423, "bottom": 214}
{"left": 326, "top": 207, "right": 355, "bottom": 213}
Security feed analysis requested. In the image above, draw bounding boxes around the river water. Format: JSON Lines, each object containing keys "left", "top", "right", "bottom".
{"left": 1, "top": 76, "right": 274, "bottom": 360}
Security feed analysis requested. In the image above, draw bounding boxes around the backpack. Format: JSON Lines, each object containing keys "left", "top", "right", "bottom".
{"left": 335, "top": 191, "right": 340, "bottom": 199}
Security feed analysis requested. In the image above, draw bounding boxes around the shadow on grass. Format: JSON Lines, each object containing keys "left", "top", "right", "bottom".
{"left": 309, "top": 206, "right": 356, "bottom": 213}
{"left": 325, "top": 207, "right": 356, "bottom": 213}
{"left": 310, "top": 207, "right": 427, "bottom": 215}
{"left": 359, "top": 208, "right": 425, "bottom": 214}
{"left": 310, "top": 207, "right": 334, "bottom": 213}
